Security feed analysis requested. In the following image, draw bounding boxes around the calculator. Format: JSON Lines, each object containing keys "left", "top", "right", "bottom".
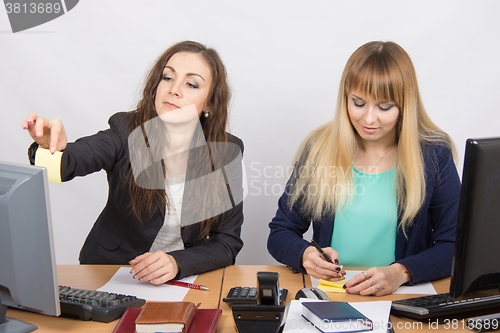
{"left": 222, "top": 286, "right": 288, "bottom": 305}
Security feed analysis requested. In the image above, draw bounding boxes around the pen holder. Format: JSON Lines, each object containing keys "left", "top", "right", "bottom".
{"left": 231, "top": 304, "right": 286, "bottom": 333}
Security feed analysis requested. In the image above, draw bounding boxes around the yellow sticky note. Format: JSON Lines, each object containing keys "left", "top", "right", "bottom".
{"left": 35, "top": 147, "right": 62, "bottom": 184}
{"left": 318, "top": 279, "right": 346, "bottom": 293}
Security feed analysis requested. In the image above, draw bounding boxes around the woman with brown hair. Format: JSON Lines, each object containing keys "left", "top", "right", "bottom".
{"left": 268, "top": 41, "right": 461, "bottom": 296}
{"left": 22, "top": 41, "right": 244, "bottom": 283}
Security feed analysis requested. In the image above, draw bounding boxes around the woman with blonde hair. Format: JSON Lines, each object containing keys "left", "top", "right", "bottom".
{"left": 268, "top": 41, "right": 460, "bottom": 296}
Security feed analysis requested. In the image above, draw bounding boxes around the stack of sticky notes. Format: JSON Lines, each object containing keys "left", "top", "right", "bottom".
{"left": 318, "top": 279, "right": 346, "bottom": 293}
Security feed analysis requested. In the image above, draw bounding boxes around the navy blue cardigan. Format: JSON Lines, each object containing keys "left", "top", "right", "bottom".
{"left": 267, "top": 143, "right": 461, "bottom": 284}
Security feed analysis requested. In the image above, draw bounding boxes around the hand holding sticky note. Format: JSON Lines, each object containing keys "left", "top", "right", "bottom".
{"left": 35, "top": 147, "right": 62, "bottom": 184}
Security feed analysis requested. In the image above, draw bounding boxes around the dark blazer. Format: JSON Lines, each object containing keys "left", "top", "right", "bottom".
{"left": 56, "top": 112, "right": 244, "bottom": 278}
{"left": 267, "top": 143, "right": 461, "bottom": 284}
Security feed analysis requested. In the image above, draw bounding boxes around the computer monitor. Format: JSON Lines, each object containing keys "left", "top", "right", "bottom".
{"left": 0, "top": 161, "right": 60, "bottom": 333}
{"left": 449, "top": 137, "right": 500, "bottom": 299}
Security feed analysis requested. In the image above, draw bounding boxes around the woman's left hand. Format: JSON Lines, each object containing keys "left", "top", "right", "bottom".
{"left": 129, "top": 251, "right": 179, "bottom": 285}
{"left": 343, "top": 263, "right": 409, "bottom": 296}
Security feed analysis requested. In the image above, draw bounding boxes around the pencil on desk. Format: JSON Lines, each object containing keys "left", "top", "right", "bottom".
{"left": 165, "top": 280, "right": 209, "bottom": 290}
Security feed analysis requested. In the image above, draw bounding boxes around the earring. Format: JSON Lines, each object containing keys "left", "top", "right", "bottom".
{"left": 204, "top": 110, "right": 210, "bottom": 118}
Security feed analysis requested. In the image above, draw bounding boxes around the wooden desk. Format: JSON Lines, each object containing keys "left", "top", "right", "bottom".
{"left": 6, "top": 265, "right": 223, "bottom": 333}
{"left": 6, "top": 265, "right": 499, "bottom": 333}
{"left": 220, "top": 267, "right": 499, "bottom": 333}
{"left": 322, "top": 272, "right": 458, "bottom": 333}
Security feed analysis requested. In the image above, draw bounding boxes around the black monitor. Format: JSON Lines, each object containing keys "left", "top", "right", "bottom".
{"left": 449, "top": 137, "right": 500, "bottom": 299}
{"left": 0, "top": 161, "right": 60, "bottom": 333}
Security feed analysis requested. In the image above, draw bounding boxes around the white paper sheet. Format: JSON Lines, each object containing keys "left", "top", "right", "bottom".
{"left": 283, "top": 299, "right": 392, "bottom": 333}
{"left": 97, "top": 267, "right": 197, "bottom": 301}
{"left": 311, "top": 270, "right": 437, "bottom": 295}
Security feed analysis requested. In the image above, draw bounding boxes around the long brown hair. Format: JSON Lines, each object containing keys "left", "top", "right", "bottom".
{"left": 289, "top": 41, "right": 455, "bottom": 235}
{"left": 125, "top": 41, "right": 231, "bottom": 237}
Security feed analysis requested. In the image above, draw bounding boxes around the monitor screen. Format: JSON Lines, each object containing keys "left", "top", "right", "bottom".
{"left": 450, "top": 137, "right": 500, "bottom": 299}
{"left": 0, "top": 161, "right": 60, "bottom": 332}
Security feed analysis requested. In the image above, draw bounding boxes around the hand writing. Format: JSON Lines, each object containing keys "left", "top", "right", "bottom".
{"left": 301, "top": 246, "right": 346, "bottom": 281}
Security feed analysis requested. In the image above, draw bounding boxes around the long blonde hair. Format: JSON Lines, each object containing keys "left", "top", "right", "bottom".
{"left": 288, "top": 41, "right": 455, "bottom": 234}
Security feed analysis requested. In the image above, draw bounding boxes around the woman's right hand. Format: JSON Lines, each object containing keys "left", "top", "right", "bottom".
{"left": 129, "top": 251, "right": 179, "bottom": 285}
{"left": 301, "top": 246, "right": 346, "bottom": 281}
{"left": 22, "top": 113, "right": 67, "bottom": 154}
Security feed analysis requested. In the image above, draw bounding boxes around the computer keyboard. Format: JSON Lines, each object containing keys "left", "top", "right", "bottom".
{"left": 59, "top": 285, "right": 146, "bottom": 322}
{"left": 391, "top": 292, "right": 500, "bottom": 320}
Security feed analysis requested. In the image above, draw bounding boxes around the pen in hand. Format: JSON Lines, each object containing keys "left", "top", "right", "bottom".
{"left": 311, "top": 239, "right": 333, "bottom": 263}
{"left": 311, "top": 239, "right": 344, "bottom": 279}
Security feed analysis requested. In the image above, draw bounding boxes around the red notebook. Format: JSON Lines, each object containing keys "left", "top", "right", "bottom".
{"left": 187, "top": 308, "right": 222, "bottom": 333}
{"left": 112, "top": 306, "right": 222, "bottom": 333}
{"left": 112, "top": 307, "right": 142, "bottom": 333}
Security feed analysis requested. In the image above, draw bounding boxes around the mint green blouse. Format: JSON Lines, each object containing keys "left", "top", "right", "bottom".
{"left": 330, "top": 166, "right": 397, "bottom": 267}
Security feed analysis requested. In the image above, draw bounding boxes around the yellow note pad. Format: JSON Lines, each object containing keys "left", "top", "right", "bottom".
{"left": 35, "top": 147, "right": 62, "bottom": 184}
{"left": 318, "top": 279, "right": 346, "bottom": 293}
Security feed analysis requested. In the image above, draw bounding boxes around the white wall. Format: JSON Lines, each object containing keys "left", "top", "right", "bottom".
{"left": 1, "top": 0, "right": 499, "bottom": 265}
